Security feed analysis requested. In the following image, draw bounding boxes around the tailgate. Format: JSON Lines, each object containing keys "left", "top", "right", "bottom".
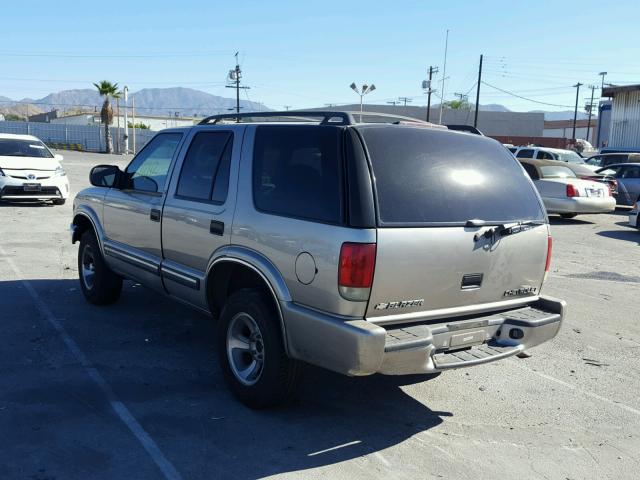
{"left": 367, "top": 225, "right": 549, "bottom": 320}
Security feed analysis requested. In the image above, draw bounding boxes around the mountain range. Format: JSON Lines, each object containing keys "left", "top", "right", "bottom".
{"left": 0, "top": 87, "right": 267, "bottom": 118}
{"left": 0, "top": 87, "right": 593, "bottom": 121}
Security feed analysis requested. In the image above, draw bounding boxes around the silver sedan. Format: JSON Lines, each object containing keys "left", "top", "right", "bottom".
{"left": 596, "top": 163, "right": 640, "bottom": 206}
{"left": 520, "top": 159, "right": 616, "bottom": 218}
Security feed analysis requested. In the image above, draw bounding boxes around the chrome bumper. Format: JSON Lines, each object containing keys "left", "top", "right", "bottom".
{"left": 283, "top": 296, "right": 566, "bottom": 376}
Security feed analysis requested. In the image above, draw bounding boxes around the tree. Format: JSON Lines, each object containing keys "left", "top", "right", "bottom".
{"left": 443, "top": 99, "right": 472, "bottom": 110}
{"left": 93, "top": 80, "right": 121, "bottom": 153}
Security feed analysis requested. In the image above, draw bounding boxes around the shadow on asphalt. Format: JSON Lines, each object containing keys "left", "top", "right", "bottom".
{"left": 0, "top": 278, "right": 450, "bottom": 479}
{"left": 548, "top": 216, "right": 594, "bottom": 225}
{"left": 596, "top": 230, "right": 640, "bottom": 244}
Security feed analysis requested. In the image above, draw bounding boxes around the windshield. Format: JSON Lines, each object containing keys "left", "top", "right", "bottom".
{"left": 555, "top": 150, "right": 583, "bottom": 164}
{"left": 0, "top": 139, "right": 53, "bottom": 158}
{"left": 358, "top": 126, "right": 546, "bottom": 225}
{"left": 540, "top": 166, "right": 577, "bottom": 178}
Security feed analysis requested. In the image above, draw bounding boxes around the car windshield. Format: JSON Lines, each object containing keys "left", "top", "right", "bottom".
{"left": 540, "top": 165, "right": 577, "bottom": 178}
{"left": 0, "top": 139, "right": 53, "bottom": 158}
{"left": 555, "top": 150, "right": 583, "bottom": 164}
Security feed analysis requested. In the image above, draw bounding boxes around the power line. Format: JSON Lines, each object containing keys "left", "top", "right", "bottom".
{"left": 481, "top": 81, "right": 575, "bottom": 108}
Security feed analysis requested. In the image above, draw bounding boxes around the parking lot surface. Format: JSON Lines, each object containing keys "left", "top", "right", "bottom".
{"left": 1, "top": 150, "right": 639, "bottom": 480}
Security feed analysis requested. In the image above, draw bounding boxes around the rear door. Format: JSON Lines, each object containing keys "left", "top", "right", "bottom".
{"left": 356, "top": 126, "right": 549, "bottom": 322}
{"left": 161, "top": 127, "right": 242, "bottom": 307}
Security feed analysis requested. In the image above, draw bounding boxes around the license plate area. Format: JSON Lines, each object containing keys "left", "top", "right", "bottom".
{"left": 586, "top": 188, "right": 602, "bottom": 197}
{"left": 449, "top": 330, "right": 486, "bottom": 348}
{"left": 23, "top": 183, "right": 42, "bottom": 192}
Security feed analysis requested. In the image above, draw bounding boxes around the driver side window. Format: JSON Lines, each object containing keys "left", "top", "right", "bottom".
{"left": 124, "top": 133, "right": 182, "bottom": 192}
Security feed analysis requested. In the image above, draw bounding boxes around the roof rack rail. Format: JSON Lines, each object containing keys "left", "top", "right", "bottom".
{"left": 198, "top": 110, "right": 436, "bottom": 126}
{"left": 198, "top": 111, "right": 356, "bottom": 125}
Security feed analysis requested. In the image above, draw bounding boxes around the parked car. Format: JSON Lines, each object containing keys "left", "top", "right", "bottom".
{"left": 513, "top": 146, "right": 586, "bottom": 165}
{"left": 71, "top": 111, "right": 565, "bottom": 408}
{"left": 519, "top": 159, "right": 616, "bottom": 218}
{"left": 584, "top": 152, "right": 640, "bottom": 169}
{"left": 564, "top": 162, "right": 617, "bottom": 196}
{"left": 596, "top": 163, "right": 640, "bottom": 206}
{"left": 0, "top": 133, "right": 69, "bottom": 204}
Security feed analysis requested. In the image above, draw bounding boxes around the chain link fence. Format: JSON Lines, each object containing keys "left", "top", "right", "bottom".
{"left": 0, "top": 120, "right": 156, "bottom": 154}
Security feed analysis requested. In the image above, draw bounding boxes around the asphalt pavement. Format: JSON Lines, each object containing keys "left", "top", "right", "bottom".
{"left": 0, "top": 150, "right": 639, "bottom": 480}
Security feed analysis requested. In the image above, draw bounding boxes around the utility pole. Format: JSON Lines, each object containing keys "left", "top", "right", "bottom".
{"left": 398, "top": 97, "right": 412, "bottom": 107}
{"left": 387, "top": 101, "right": 400, "bottom": 106}
{"left": 572, "top": 82, "right": 583, "bottom": 141}
{"left": 586, "top": 85, "right": 596, "bottom": 143}
{"left": 438, "top": 29, "right": 450, "bottom": 125}
{"left": 424, "top": 66, "right": 438, "bottom": 122}
{"left": 226, "top": 52, "right": 250, "bottom": 120}
{"left": 283, "top": 105, "right": 291, "bottom": 111}
{"left": 599, "top": 71, "right": 607, "bottom": 92}
{"left": 131, "top": 96, "right": 136, "bottom": 154}
{"left": 474, "top": 54, "right": 483, "bottom": 128}
{"left": 116, "top": 96, "right": 120, "bottom": 154}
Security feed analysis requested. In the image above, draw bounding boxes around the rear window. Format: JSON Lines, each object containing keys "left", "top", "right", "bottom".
{"left": 358, "top": 126, "right": 545, "bottom": 225}
{"left": 539, "top": 166, "right": 576, "bottom": 178}
{"left": 252, "top": 126, "right": 343, "bottom": 224}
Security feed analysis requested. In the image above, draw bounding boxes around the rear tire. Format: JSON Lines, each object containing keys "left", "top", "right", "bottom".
{"left": 560, "top": 213, "right": 577, "bottom": 219}
{"left": 78, "top": 230, "right": 122, "bottom": 305}
{"left": 52, "top": 198, "right": 66, "bottom": 205}
{"left": 217, "top": 288, "right": 303, "bottom": 408}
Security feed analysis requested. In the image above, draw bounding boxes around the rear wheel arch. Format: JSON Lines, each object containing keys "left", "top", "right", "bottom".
{"left": 206, "top": 259, "right": 289, "bottom": 354}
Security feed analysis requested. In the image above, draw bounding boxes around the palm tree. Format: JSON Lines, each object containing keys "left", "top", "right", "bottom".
{"left": 94, "top": 81, "right": 121, "bottom": 153}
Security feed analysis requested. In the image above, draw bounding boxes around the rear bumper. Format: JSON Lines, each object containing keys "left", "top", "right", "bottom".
{"left": 283, "top": 296, "right": 565, "bottom": 376}
{"left": 544, "top": 196, "right": 615, "bottom": 214}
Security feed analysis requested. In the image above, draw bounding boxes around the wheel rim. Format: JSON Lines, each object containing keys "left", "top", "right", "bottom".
{"left": 226, "top": 312, "right": 265, "bottom": 386}
{"left": 81, "top": 244, "right": 96, "bottom": 290}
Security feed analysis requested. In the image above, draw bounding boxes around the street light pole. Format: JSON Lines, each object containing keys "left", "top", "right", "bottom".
{"left": 350, "top": 83, "right": 376, "bottom": 122}
{"left": 438, "top": 29, "right": 450, "bottom": 125}
{"left": 123, "top": 86, "right": 129, "bottom": 154}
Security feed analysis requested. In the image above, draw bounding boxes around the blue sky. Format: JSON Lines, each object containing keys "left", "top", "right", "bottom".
{"left": 2, "top": 0, "right": 640, "bottom": 112}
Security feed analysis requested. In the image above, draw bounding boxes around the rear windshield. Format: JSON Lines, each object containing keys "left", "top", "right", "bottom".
{"left": 539, "top": 166, "right": 576, "bottom": 178}
{"left": 0, "top": 139, "right": 53, "bottom": 158}
{"left": 358, "top": 126, "right": 545, "bottom": 226}
{"left": 554, "top": 150, "right": 583, "bottom": 164}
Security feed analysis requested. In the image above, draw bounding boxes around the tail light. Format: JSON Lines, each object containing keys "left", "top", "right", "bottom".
{"left": 566, "top": 184, "right": 580, "bottom": 197}
{"left": 544, "top": 236, "right": 553, "bottom": 282}
{"left": 338, "top": 242, "right": 376, "bottom": 301}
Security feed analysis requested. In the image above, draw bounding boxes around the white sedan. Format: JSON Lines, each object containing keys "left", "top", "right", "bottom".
{"left": 519, "top": 159, "right": 616, "bottom": 218}
{"left": 0, "top": 133, "right": 69, "bottom": 205}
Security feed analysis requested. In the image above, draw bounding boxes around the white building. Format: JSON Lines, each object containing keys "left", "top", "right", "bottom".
{"left": 602, "top": 84, "right": 640, "bottom": 150}
{"left": 51, "top": 113, "right": 196, "bottom": 131}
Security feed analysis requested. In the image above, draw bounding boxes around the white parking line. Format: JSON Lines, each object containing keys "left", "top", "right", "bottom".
{"left": 0, "top": 245, "right": 183, "bottom": 480}
{"left": 514, "top": 362, "right": 640, "bottom": 417}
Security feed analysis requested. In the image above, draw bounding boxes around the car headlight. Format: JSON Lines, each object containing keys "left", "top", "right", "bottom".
{"left": 54, "top": 166, "right": 66, "bottom": 177}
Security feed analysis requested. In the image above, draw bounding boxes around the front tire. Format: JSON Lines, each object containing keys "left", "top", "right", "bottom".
{"left": 217, "top": 289, "right": 303, "bottom": 408}
{"left": 78, "top": 230, "right": 122, "bottom": 305}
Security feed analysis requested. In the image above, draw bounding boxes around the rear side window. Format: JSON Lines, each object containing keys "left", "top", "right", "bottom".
{"left": 517, "top": 149, "right": 534, "bottom": 159}
{"left": 252, "top": 126, "right": 343, "bottom": 224}
{"left": 358, "top": 126, "right": 545, "bottom": 225}
{"left": 176, "top": 131, "right": 233, "bottom": 203}
{"left": 537, "top": 150, "right": 555, "bottom": 160}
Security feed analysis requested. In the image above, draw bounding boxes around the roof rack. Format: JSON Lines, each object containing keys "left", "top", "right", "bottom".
{"left": 198, "top": 110, "right": 433, "bottom": 126}
{"left": 198, "top": 111, "right": 356, "bottom": 125}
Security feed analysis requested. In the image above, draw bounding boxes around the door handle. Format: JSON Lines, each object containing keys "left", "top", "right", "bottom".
{"left": 210, "top": 220, "right": 224, "bottom": 236}
{"left": 150, "top": 209, "right": 161, "bottom": 222}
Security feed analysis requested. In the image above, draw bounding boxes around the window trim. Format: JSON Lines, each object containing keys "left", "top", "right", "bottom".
{"left": 173, "top": 130, "right": 234, "bottom": 205}
{"left": 122, "top": 132, "right": 184, "bottom": 194}
{"left": 251, "top": 125, "right": 346, "bottom": 226}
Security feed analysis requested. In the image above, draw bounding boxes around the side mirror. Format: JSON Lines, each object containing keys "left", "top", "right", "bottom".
{"left": 90, "top": 164, "right": 122, "bottom": 188}
{"left": 54, "top": 153, "right": 64, "bottom": 162}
